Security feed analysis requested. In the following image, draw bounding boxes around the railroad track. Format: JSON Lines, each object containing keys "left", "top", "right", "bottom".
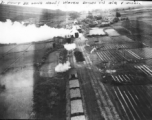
{"left": 76, "top": 39, "right": 152, "bottom": 120}
{"left": 95, "top": 47, "right": 147, "bottom": 63}
{"left": 77, "top": 45, "right": 121, "bottom": 120}
{"left": 93, "top": 42, "right": 147, "bottom": 51}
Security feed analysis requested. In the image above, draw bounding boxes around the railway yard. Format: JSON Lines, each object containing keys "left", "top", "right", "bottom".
{"left": 67, "top": 9, "right": 152, "bottom": 119}
{"left": 1, "top": 6, "right": 152, "bottom": 120}
{"left": 71, "top": 32, "right": 152, "bottom": 120}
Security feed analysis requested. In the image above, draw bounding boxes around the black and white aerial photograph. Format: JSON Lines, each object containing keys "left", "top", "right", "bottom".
{"left": 0, "top": 0, "right": 152, "bottom": 119}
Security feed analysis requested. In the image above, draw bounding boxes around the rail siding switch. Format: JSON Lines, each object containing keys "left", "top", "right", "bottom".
{"left": 69, "top": 79, "right": 80, "bottom": 88}
{"left": 71, "top": 99, "right": 84, "bottom": 114}
{"left": 70, "top": 88, "right": 81, "bottom": 98}
{"left": 71, "top": 115, "right": 86, "bottom": 120}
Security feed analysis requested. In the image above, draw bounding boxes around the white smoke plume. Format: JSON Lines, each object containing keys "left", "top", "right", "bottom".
{"left": 64, "top": 43, "right": 76, "bottom": 51}
{"left": 0, "top": 19, "right": 70, "bottom": 44}
{"left": 55, "top": 61, "right": 71, "bottom": 73}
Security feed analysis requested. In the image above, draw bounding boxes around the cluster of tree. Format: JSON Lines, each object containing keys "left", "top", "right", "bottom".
{"left": 59, "top": 49, "right": 68, "bottom": 64}
{"left": 69, "top": 12, "right": 80, "bottom": 20}
{"left": 116, "top": 11, "right": 121, "bottom": 17}
{"left": 94, "top": 16, "right": 102, "bottom": 20}
{"left": 87, "top": 12, "right": 93, "bottom": 19}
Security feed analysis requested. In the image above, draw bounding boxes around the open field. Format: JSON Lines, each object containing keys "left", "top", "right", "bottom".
{"left": 0, "top": 42, "right": 49, "bottom": 73}
{"left": 0, "top": 39, "right": 68, "bottom": 119}
{"left": 0, "top": 4, "right": 66, "bottom": 25}
{"left": 112, "top": 8, "right": 152, "bottom": 48}
{"left": 0, "top": 42, "right": 48, "bottom": 118}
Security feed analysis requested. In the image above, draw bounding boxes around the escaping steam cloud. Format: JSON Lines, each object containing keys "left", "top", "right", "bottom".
{"left": 0, "top": 19, "right": 70, "bottom": 44}
{"left": 64, "top": 43, "right": 76, "bottom": 51}
{"left": 55, "top": 61, "right": 71, "bottom": 72}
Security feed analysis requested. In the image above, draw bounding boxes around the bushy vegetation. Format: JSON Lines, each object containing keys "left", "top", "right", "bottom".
{"left": 87, "top": 12, "right": 94, "bottom": 19}
{"left": 94, "top": 16, "right": 102, "bottom": 20}
{"left": 59, "top": 49, "right": 68, "bottom": 63}
{"left": 0, "top": 84, "right": 5, "bottom": 93}
{"left": 33, "top": 72, "right": 67, "bottom": 120}
{"left": 32, "top": 48, "right": 68, "bottom": 119}
{"left": 116, "top": 11, "right": 121, "bottom": 17}
{"left": 69, "top": 12, "right": 80, "bottom": 20}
